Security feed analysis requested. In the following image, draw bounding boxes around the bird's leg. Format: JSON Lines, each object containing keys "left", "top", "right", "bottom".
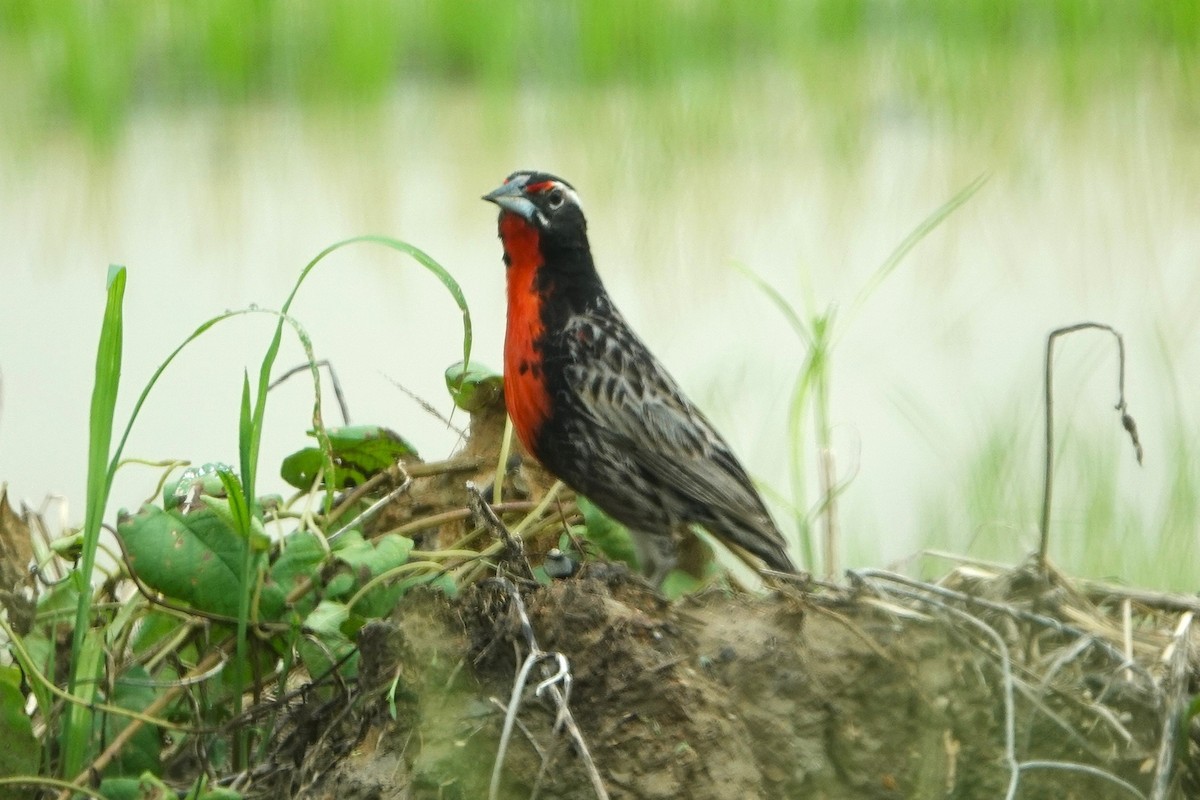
{"left": 629, "top": 528, "right": 679, "bottom": 589}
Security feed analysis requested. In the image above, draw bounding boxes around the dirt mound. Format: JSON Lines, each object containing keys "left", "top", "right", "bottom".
{"left": 287, "top": 562, "right": 1187, "bottom": 800}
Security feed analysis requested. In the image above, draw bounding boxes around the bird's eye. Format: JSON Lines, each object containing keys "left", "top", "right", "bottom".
{"left": 546, "top": 188, "right": 565, "bottom": 209}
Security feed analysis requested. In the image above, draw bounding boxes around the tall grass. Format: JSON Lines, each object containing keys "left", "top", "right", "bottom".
{"left": 746, "top": 175, "right": 987, "bottom": 578}
{"left": 915, "top": 408, "right": 1199, "bottom": 592}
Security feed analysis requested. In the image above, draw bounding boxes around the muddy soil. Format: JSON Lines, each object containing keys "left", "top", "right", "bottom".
{"left": 268, "top": 565, "right": 1175, "bottom": 800}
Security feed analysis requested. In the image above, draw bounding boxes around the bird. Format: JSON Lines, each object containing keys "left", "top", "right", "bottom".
{"left": 483, "top": 170, "right": 797, "bottom": 587}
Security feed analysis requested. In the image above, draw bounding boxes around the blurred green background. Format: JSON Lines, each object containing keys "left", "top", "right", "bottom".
{"left": 2, "top": 0, "right": 1196, "bottom": 147}
{"left": 1, "top": 0, "right": 1198, "bottom": 587}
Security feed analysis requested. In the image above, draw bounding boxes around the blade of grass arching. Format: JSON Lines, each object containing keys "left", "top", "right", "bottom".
{"left": 65, "top": 265, "right": 125, "bottom": 778}
{"left": 739, "top": 263, "right": 821, "bottom": 570}
{"left": 363, "top": 237, "right": 473, "bottom": 369}
{"left": 845, "top": 173, "right": 989, "bottom": 327}
{"left": 107, "top": 307, "right": 263, "bottom": 481}
{"left": 278, "top": 236, "right": 472, "bottom": 368}
{"left": 735, "top": 263, "right": 815, "bottom": 348}
{"left": 242, "top": 236, "right": 473, "bottom": 514}
{"left": 105, "top": 306, "right": 316, "bottom": 495}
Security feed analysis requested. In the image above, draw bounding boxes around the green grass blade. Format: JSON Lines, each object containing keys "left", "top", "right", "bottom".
{"left": 291, "top": 235, "right": 472, "bottom": 364}
{"left": 60, "top": 629, "right": 105, "bottom": 780}
{"left": 217, "top": 462, "right": 257, "bottom": 770}
{"left": 108, "top": 309, "right": 249, "bottom": 478}
{"left": 847, "top": 173, "right": 989, "bottom": 325}
{"left": 238, "top": 371, "right": 255, "bottom": 510}
{"left": 65, "top": 264, "right": 125, "bottom": 776}
{"left": 738, "top": 264, "right": 825, "bottom": 570}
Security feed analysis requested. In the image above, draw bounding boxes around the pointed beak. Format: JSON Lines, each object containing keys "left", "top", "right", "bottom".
{"left": 483, "top": 179, "right": 539, "bottom": 222}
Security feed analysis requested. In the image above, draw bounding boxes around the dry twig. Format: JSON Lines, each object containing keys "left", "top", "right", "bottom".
{"left": 1150, "top": 613, "right": 1194, "bottom": 800}
{"left": 1038, "top": 322, "right": 1143, "bottom": 570}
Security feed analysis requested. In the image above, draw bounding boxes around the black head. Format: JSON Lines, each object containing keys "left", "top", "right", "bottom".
{"left": 482, "top": 170, "right": 589, "bottom": 250}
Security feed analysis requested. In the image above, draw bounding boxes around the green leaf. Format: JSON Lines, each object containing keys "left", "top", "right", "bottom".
{"left": 197, "top": 788, "right": 244, "bottom": 800}
{"left": 259, "top": 530, "right": 328, "bottom": 620}
{"left": 298, "top": 600, "right": 358, "bottom": 680}
{"left": 353, "top": 533, "right": 414, "bottom": 572}
{"left": 48, "top": 532, "right": 84, "bottom": 560}
{"left": 97, "top": 666, "right": 161, "bottom": 777}
{"left": 14, "top": 631, "right": 53, "bottom": 721}
{"left": 238, "top": 370, "right": 257, "bottom": 516}
{"left": 128, "top": 610, "right": 187, "bottom": 659}
{"left": 444, "top": 361, "right": 502, "bottom": 412}
{"left": 660, "top": 570, "right": 703, "bottom": 600}
{"left": 278, "top": 449, "right": 325, "bottom": 491}
{"left": 329, "top": 531, "right": 414, "bottom": 616}
{"left": 577, "top": 497, "right": 637, "bottom": 567}
{"left": 213, "top": 468, "right": 263, "bottom": 548}
{"left": 418, "top": 572, "right": 458, "bottom": 599}
{"left": 0, "top": 665, "right": 39, "bottom": 780}
{"left": 280, "top": 425, "right": 418, "bottom": 491}
{"left": 118, "top": 504, "right": 252, "bottom": 617}
{"left": 97, "top": 777, "right": 141, "bottom": 800}
{"left": 35, "top": 578, "right": 80, "bottom": 616}
{"left": 103, "top": 766, "right": 244, "bottom": 800}
{"left": 305, "top": 599, "right": 349, "bottom": 636}
{"left": 136, "top": 772, "right": 172, "bottom": 799}
{"left": 163, "top": 463, "right": 232, "bottom": 510}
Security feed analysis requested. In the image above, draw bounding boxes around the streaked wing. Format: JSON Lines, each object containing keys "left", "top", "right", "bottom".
{"left": 561, "top": 305, "right": 773, "bottom": 524}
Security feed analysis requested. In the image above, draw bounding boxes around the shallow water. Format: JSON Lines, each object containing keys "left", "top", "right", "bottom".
{"left": 2, "top": 69, "right": 1197, "bottom": 582}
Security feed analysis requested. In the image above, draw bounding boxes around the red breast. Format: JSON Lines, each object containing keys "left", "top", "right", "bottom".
{"left": 499, "top": 212, "right": 552, "bottom": 453}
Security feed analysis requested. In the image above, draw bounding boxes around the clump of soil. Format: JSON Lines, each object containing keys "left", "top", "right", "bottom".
{"left": 286, "top": 561, "right": 1193, "bottom": 800}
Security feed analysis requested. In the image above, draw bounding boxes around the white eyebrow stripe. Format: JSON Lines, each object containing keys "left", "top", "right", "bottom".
{"left": 552, "top": 181, "right": 583, "bottom": 212}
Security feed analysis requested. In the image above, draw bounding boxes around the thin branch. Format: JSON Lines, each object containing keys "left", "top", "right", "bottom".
{"left": 269, "top": 359, "right": 351, "bottom": 426}
{"left": 467, "top": 482, "right": 535, "bottom": 581}
{"left": 325, "top": 455, "right": 484, "bottom": 525}
{"left": 1149, "top": 613, "right": 1193, "bottom": 800}
{"left": 1039, "top": 322, "right": 1143, "bottom": 570}
{"left": 1074, "top": 578, "right": 1200, "bottom": 615}
{"left": 327, "top": 470, "right": 413, "bottom": 543}
{"left": 1019, "top": 761, "right": 1147, "bottom": 799}
{"left": 850, "top": 569, "right": 1155, "bottom": 688}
